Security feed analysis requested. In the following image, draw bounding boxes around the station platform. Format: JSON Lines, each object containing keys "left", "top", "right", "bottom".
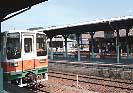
{"left": 3, "top": 81, "right": 33, "bottom": 93}
{"left": 49, "top": 58, "right": 133, "bottom": 81}
{"left": 48, "top": 56, "right": 133, "bottom": 65}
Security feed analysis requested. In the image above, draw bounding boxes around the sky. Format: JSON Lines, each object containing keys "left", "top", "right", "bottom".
{"left": 1, "top": 0, "right": 133, "bottom": 31}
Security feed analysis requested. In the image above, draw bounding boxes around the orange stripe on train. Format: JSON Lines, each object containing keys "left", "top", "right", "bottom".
{"left": 35, "top": 59, "right": 48, "bottom": 68}
{"left": 1, "top": 61, "right": 22, "bottom": 72}
{"left": 1, "top": 59, "right": 48, "bottom": 72}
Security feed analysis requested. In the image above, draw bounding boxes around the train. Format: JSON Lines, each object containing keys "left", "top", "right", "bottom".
{"left": 0, "top": 30, "right": 48, "bottom": 87}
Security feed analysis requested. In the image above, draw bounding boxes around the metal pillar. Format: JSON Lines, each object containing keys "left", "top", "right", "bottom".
{"left": 80, "top": 34, "right": 83, "bottom": 49}
{"left": 0, "top": 22, "right": 3, "bottom": 93}
{"left": 50, "top": 37, "right": 53, "bottom": 60}
{"left": 126, "top": 28, "right": 129, "bottom": 59}
{"left": 89, "top": 32, "right": 95, "bottom": 59}
{"left": 76, "top": 33, "right": 80, "bottom": 62}
{"left": 116, "top": 29, "right": 120, "bottom": 63}
{"left": 0, "top": 22, "right": 1, "bottom": 66}
{"left": 63, "top": 34, "right": 69, "bottom": 59}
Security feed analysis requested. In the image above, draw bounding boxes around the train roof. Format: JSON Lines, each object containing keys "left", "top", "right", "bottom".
{"left": 2, "top": 29, "right": 45, "bottom": 34}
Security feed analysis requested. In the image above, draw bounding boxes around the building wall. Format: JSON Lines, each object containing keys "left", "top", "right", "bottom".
{"left": 47, "top": 35, "right": 76, "bottom": 52}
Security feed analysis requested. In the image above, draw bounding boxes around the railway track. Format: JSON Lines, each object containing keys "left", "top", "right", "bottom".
{"left": 24, "top": 70, "right": 133, "bottom": 93}
{"left": 48, "top": 71, "right": 133, "bottom": 91}
{"left": 27, "top": 79, "right": 93, "bottom": 93}
{"left": 24, "top": 83, "right": 51, "bottom": 93}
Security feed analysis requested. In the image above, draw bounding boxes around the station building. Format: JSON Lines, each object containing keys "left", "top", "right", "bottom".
{"left": 80, "top": 29, "right": 133, "bottom": 58}
{"left": 47, "top": 35, "right": 76, "bottom": 52}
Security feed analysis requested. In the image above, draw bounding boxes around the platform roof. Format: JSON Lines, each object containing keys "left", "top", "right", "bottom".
{"left": 43, "top": 16, "right": 133, "bottom": 37}
{"left": 0, "top": 0, "right": 48, "bottom": 22}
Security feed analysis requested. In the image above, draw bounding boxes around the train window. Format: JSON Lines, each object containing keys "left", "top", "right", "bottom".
{"left": 24, "top": 38, "right": 32, "bottom": 53}
{"left": 36, "top": 33, "right": 47, "bottom": 56}
{"left": 6, "top": 33, "right": 21, "bottom": 59}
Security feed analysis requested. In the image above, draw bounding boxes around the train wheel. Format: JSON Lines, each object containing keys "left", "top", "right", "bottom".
{"left": 24, "top": 72, "right": 37, "bottom": 87}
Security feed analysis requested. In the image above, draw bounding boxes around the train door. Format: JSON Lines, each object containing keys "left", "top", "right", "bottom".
{"left": 22, "top": 35, "right": 35, "bottom": 70}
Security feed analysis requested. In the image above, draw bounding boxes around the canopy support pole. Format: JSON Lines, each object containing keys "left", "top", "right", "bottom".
{"left": 76, "top": 33, "right": 81, "bottom": 62}
{"left": 0, "top": 21, "right": 3, "bottom": 93}
{"left": 50, "top": 37, "right": 53, "bottom": 60}
{"left": 63, "top": 34, "right": 70, "bottom": 59}
{"left": 89, "top": 32, "right": 95, "bottom": 59}
{"left": 126, "top": 28, "right": 130, "bottom": 59}
{"left": 116, "top": 29, "right": 120, "bottom": 63}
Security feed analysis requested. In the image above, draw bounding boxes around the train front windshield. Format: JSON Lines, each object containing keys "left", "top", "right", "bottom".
{"left": 6, "top": 33, "right": 21, "bottom": 59}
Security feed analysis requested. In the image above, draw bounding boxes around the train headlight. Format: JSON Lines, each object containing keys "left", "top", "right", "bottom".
{"left": 10, "top": 62, "right": 19, "bottom": 67}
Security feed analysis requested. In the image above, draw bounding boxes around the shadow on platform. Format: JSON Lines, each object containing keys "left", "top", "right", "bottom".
{"left": 3, "top": 81, "right": 33, "bottom": 93}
